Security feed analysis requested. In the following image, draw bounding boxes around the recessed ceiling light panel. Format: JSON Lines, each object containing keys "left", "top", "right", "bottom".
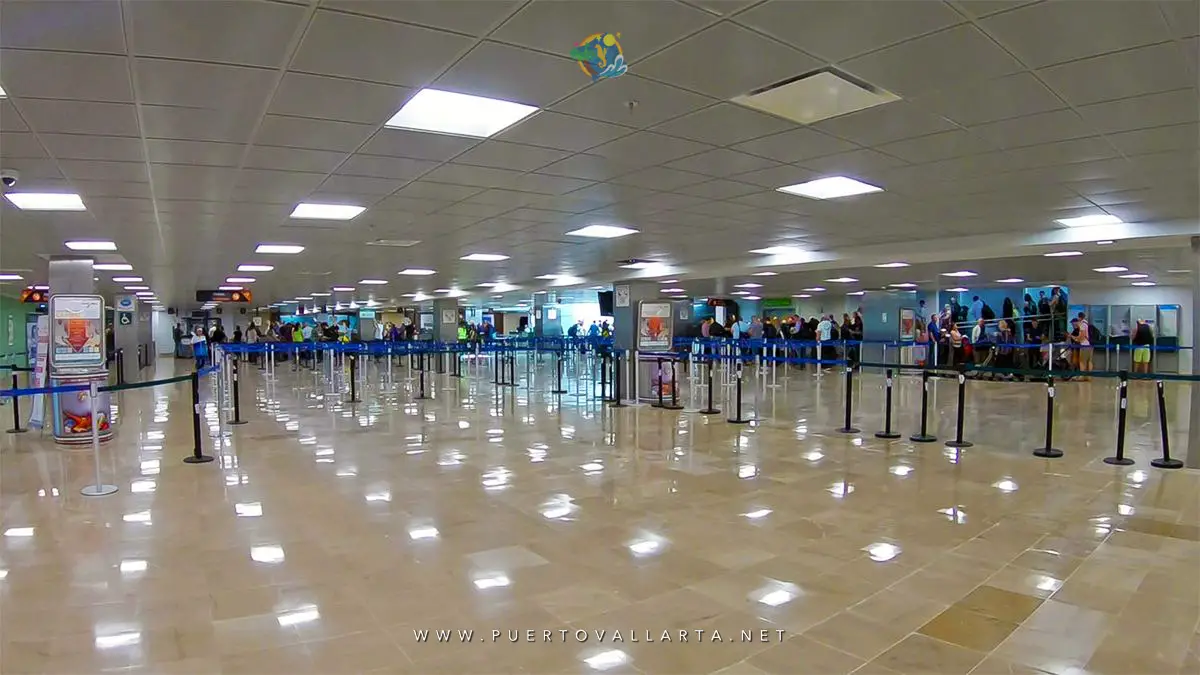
{"left": 778, "top": 176, "right": 882, "bottom": 200}
{"left": 1044, "top": 251, "right": 1082, "bottom": 257}
{"left": 942, "top": 271, "right": 976, "bottom": 278}
{"left": 825, "top": 277, "right": 858, "bottom": 283}
{"left": 225, "top": 277, "right": 255, "bottom": 283}
{"left": 874, "top": 262, "right": 909, "bottom": 268}
{"left": 359, "top": 279, "right": 388, "bottom": 285}
{"left": 92, "top": 263, "right": 132, "bottom": 271}
{"left": 996, "top": 278, "right": 1024, "bottom": 283}
{"left": 6, "top": 193, "right": 86, "bottom": 211}
{"left": 255, "top": 244, "right": 305, "bottom": 254}
{"left": 398, "top": 268, "right": 436, "bottom": 276}
{"left": 1093, "top": 266, "right": 1128, "bottom": 273}
{"left": 1056, "top": 214, "right": 1122, "bottom": 227}
{"left": 290, "top": 203, "right": 365, "bottom": 220}
{"left": 385, "top": 88, "right": 538, "bottom": 138}
{"left": 111, "top": 276, "right": 142, "bottom": 283}
{"left": 461, "top": 253, "right": 509, "bottom": 262}
{"left": 565, "top": 225, "right": 638, "bottom": 238}
{"left": 65, "top": 241, "right": 116, "bottom": 251}
{"left": 238, "top": 264, "right": 274, "bottom": 272}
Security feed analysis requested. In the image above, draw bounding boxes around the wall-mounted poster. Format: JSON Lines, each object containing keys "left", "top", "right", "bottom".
{"left": 49, "top": 295, "right": 105, "bottom": 370}
{"left": 637, "top": 302, "right": 672, "bottom": 351}
{"left": 615, "top": 285, "right": 630, "bottom": 308}
{"left": 441, "top": 309, "right": 456, "bottom": 325}
{"left": 899, "top": 308, "right": 917, "bottom": 341}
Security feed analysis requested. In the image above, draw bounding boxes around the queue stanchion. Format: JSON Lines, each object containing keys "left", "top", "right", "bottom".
{"left": 80, "top": 380, "right": 118, "bottom": 497}
{"left": 663, "top": 358, "right": 684, "bottom": 410}
{"left": 910, "top": 368, "right": 937, "bottom": 443}
{"left": 348, "top": 353, "right": 358, "bottom": 403}
{"left": 727, "top": 358, "right": 750, "bottom": 424}
{"left": 599, "top": 351, "right": 608, "bottom": 400}
{"left": 653, "top": 358, "right": 665, "bottom": 408}
{"left": 229, "top": 358, "right": 247, "bottom": 425}
{"left": 508, "top": 350, "right": 517, "bottom": 387}
{"left": 610, "top": 350, "right": 626, "bottom": 408}
{"left": 944, "top": 367, "right": 973, "bottom": 449}
{"left": 1032, "top": 375, "right": 1062, "bottom": 458}
{"left": 837, "top": 365, "right": 860, "bottom": 434}
{"left": 551, "top": 351, "right": 567, "bottom": 395}
{"left": 6, "top": 373, "right": 26, "bottom": 434}
{"left": 184, "top": 370, "right": 214, "bottom": 464}
{"left": 1104, "top": 372, "right": 1134, "bottom": 465}
{"left": 415, "top": 354, "right": 429, "bottom": 400}
{"left": 699, "top": 357, "right": 720, "bottom": 415}
{"left": 875, "top": 368, "right": 900, "bottom": 439}
{"left": 1150, "top": 380, "right": 1183, "bottom": 469}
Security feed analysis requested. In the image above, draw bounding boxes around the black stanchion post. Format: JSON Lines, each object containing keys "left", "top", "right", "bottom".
{"left": 664, "top": 359, "right": 683, "bottom": 410}
{"left": 1150, "top": 380, "right": 1183, "bottom": 469}
{"left": 909, "top": 368, "right": 937, "bottom": 443}
{"left": 348, "top": 354, "right": 358, "bottom": 403}
{"left": 653, "top": 358, "right": 665, "bottom": 408}
{"left": 493, "top": 348, "right": 501, "bottom": 387}
{"left": 838, "top": 365, "right": 860, "bottom": 434}
{"left": 551, "top": 351, "right": 567, "bottom": 394}
{"left": 184, "top": 370, "right": 214, "bottom": 464}
{"left": 1104, "top": 372, "right": 1134, "bottom": 465}
{"left": 610, "top": 351, "right": 626, "bottom": 408}
{"left": 509, "top": 351, "right": 516, "bottom": 387}
{"left": 699, "top": 359, "right": 719, "bottom": 415}
{"left": 7, "top": 373, "right": 26, "bottom": 434}
{"left": 1032, "top": 375, "right": 1062, "bottom": 458}
{"left": 229, "top": 358, "right": 247, "bottom": 425}
{"left": 875, "top": 368, "right": 900, "bottom": 439}
{"left": 599, "top": 352, "right": 608, "bottom": 400}
{"left": 727, "top": 360, "right": 750, "bottom": 424}
{"left": 416, "top": 361, "right": 428, "bottom": 400}
{"left": 945, "top": 367, "right": 973, "bottom": 449}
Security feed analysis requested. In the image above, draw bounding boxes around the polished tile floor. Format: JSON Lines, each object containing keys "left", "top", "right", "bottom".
{"left": 1, "top": 353, "right": 1197, "bottom": 674}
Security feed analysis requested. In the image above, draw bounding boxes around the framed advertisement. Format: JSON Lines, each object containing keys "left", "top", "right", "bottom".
{"left": 637, "top": 301, "right": 672, "bottom": 351}
{"left": 49, "top": 294, "right": 105, "bottom": 370}
{"left": 899, "top": 308, "right": 917, "bottom": 341}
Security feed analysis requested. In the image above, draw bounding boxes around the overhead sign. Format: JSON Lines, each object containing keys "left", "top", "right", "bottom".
{"left": 196, "top": 289, "right": 252, "bottom": 303}
{"left": 115, "top": 295, "right": 136, "bottom": 312}
{"left": 20, "top": 288, "right": 48, "bottom": 304}
{"left": 118, "top": 312, "right": 133, "bottom": 326}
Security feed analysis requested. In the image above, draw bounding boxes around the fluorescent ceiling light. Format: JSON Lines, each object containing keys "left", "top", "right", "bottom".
{"left": 134, "top": 292, "right": 154, "bottom": 297}
{"left": 847, "top": 291, "right": 865, "bottom": 296}
{"left": 311, "top": 292, "right": 331, "bottom": 297}
{"left": 1056, "top": 214, "right": 1122, "bottom": 227}
{"left": 93, "top": 263, "right": 131, "bottom": 271}
{"left": 218, "top": 285, "right": 243, "bottom": 291}
{"left": 290, "top": 203, "right": 365, "bottom": 220}
{"left": 535, "top": 274, "right": 563, "bottom": 280}
{"left": 1118, "top": 273, "right": 1148, "bottom": 279}
{"left": 1097, "top": 240, "right": 1115, "bottom": 245}
{"left": 295, "top": 296, "right": 313, "bottom": 301}
{"left": 111, "top": 276, "right": 142, "bottom": 283}
{"left": 331, "top": 286, "right": 355, "bottom": 292}
{"left": 888, "top": 283, "right": 917, "bottom": 288}
{"left": 30, "top": 284, "right": 48, "bottom": 290}
{"left": 793, "top": 294, "right": 811, "bottom": 298}
{"left": 750, "top": 246, "right": 804, "bottom": 255}
{"left": 237, "top": 264, "right": 274, "bottom": 272}
{"left": 65, "top": 240, "right": 116, "bottom": 251}
{"left": 5, "top": 193, "right": 86, "bottom": 211}
{"left": 0, "top": 274, "right": 23, "bottom": 281}
{"left": 1167, "top": 269, "right": 1190, "bottom": 273}
{"left": 461, "top": 253, "right": 509, "bottom": 262}
{"left": 385, "top": 88, "right": 538, "bottom": 138}
{"left": 744, "top": 295, "right": 762, "bottom": 300}
{"left": 874, "top": 262, "right": 909, "bottom": 268}
{"left": 1131, "top": 281, "right": 1156, "bottom": 286}
{"left": 123, "top": 285, "right": 149, "bottom": 291}
{"left": 825, "top": 277, "right": 857, "bottom": 283}
{"left": 433, "top": 288, "right": 452, "bottom": 293}
{"left": 0, "top": 85, "right": 5, "bottom": 98}
{"left": 751, "top": 271, "right": 778, "bottom": 277}
{"left": 255, "top": 244, "right": 305, "bottom": 254}
{"left": 802, "top": 287, "right": 825, "bottom": 292}
{"left": 359, "top": 279, "right": 388, "bottom": 285}
{"left": 1093, "top": 266, "right": 1128, "bottom": 273}
{"left": 946, "top": 287, "right": 969, "bottom": 292}
{"left": 225, "top": 277, "right": 255, "bottom": 283}
{"left": 660, "top": 287, "right": 684, "bottom": 293}
{"left": 778, "top": 176, "right": 882, "bottom": 200}
{"left": 658, "top": 279, "right": 679, "bottom": 284}
{"left": 942, "top": 271, "right": 976, "bottom": 278}
{"left": 731, "top": 291, "right": 751, "bottom": 296}
{"left": 399, "top": 268, "right": 436, "bottom": 276}
{"left": 734, "top": 283, "right": 763, "bottom": 289}
{"left": 565, "top": 224, "right": 638, "bottom": 238}
{"left": 996, "top": 278, "right": 1024, "bottom": 283}
{"left": 671, "top": 294, "right": 688, "bottom": 299}
{"left": 1044, "top": 251, "right": 1082, "bottom": 257}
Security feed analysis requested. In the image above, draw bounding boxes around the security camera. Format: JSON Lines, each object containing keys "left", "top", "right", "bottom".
{"left": 1, "top": 170, "right": 19, "bottom": 188}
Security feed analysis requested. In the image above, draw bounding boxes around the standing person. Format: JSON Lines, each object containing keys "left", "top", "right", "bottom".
{"left": 700, "top": 316, "right": 712, "bottom": 338}
{"left": 191, "top": 327, "right": 208, "bottom": 370}
{"left": 1076, "top": 312, "right": 1093, "bottom": 379}
{"left": 1132, "top": 319, "right": 1154, "bottom": 373}
{"left": 232, "top": 325, "right": 243, "bottom": 343}
{"left": 816, "top": 314, "right": 832, "bottom": 368}
{"left": 245, "top": 322, "right": 259, "bottom": 365}
{"left": 747, "top": 316, "right": 763, "bottom": 339}
{"left": 172, "top": 323, "right": 184, "bottom": 358}
{"left": 948, "top": 323, "right": 964, "bottom": 367}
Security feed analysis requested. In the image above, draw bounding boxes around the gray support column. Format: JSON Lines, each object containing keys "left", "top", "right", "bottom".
{"left": 611, "top": 282, "right": 659, "bottom": 400}
{"left": 862, "top": 290, "right": 912, "bottom": 365}
{"left": 113, "top": 294, "right": 142, "bottom": 382}
{"left": 1187, "top": 236, "right": 1199, "bottom": 468}
{"left": 432, "top": 299, "right": 459, "bottom": 342}
{"left": 47, "top": 256, "right": 95, "bottom": 295}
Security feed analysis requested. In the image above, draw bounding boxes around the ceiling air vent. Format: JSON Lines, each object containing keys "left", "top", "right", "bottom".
{"left": 366, "top": 239, "right": 421, "bottom": 248}
{"left": 732, "top": 67, "right": 899, "bottom": 125}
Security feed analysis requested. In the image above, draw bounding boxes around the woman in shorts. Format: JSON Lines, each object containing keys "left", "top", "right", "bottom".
{"left": 1131, "top": 319, "right": 1154, "bottom": 373}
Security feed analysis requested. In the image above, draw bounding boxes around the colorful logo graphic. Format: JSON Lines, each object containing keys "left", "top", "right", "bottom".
{"left": 571, "top": 33, "right": 627, "bottom": 82}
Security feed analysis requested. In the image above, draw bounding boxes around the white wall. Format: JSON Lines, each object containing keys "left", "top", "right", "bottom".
{"left": 1069, "top": 285, "right": 1193, "bottom": 347}
{"left": 151, "top": 310, "right": 175, "bottom": 355}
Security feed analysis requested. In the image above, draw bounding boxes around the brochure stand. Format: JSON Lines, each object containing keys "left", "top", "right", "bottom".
{"left": 47, "top": 295, "right": 113, "bottom": 445}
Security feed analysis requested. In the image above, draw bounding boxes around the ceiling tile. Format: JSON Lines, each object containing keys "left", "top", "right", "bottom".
{"left": 490, "top": 0, "right": 714, "bottom": 66}
{"left": 994, "top": 137, "right": 1119, "bottom": 171}
{"left": 1160, "top": 0, "right": 1200, "bottom": 38}
{"left": 1038, "top": 42, "right": 1195, "bottom": 107}
{"left": 1077, "top": 87, "right": 1200, "bottom": 134}
{"left": 135, "top": 59, "right": 276, "bottom": 112}
{"left": 675, "top": 179, "right": 762, "bottom": 200}
{"left": 1104, "top": 123, "right": 1198, "bottom": 156}
{"left": 798, "top": 148, "right": 909, "bottom": 176}
{"left": 434, "top": 43, "right": 584, "bottom": 108}
{"left": 149, "top": 165, "right": 238, "bottom": 201}
{"left": 392, "top": 181, "right": 482, "bottom": 201}
{"left": 57, "top": 160, "right": 149, "bottom": 183}
{"left": 338, "top": 154, "right": 438, "bottom": 180}
{"left": 552, "top": 75, "right": 714, "bottom": 128}
{"left": 244, "top": 146, "right": 349, "bottom": 173}
{"left": 455, "top": 141, "right": 570, "bottom": 172}
{"left": 730, "top": 163, "right": 820, "bottom": 189}
{"left": 269, "top": 73, "right": 412, "bottom": 125}
{"left": 0, "top": 0, "right": 125, "bottom": 53}
{"left": 972, "top": 108, "right": 1094, "bottom": 148}
{"left": 291, "top": 9, "right": 473, "bottom": 86}
{"left": 16, "top": 99, "right": 140, "bottom": 137}
{"left": 498, "top": 112, "right": 632, "bottom": 152}
{"left": 979, "top": 0, "right": 1173, "bottom": 68}
{"left": 650, "top": 103, "right": 798, "bottom": 147}
{"left": 842, "top": 25, "right": 1024, "bottom": 97}
{"left": 463, "top": 189, "right": 543, "bottom": 208}
{"left": 0, "top": 132, "right": 47, "bottom": 160}
{"left": 358, "top": 129, "right": 480, "bottom": 161}
{"left": 588, "top": 132, "right": 713, "bottom": 167}
{"left": 140, "top": 105, "right": 258, "bottom": 143}
{"left": 130, "top": 0, "right": 305, "bottom": 67}
{"left": 536, "top": 154, "right": 633, "bottom": 181}
{"left": 664, "top": 148, "right": 781, "bottom": 177}
{"left": 610, "top": 167, "right": 709, "bottom": 191}
{"left": 637, "top": 22, "right": 824, "bottom": 99}
{"left": 811, "top": 101, "right": 958, "bottom": 146}
{"left": 876, "top": 129, "right": 1002, "bottom": 164}
{"left": 319, "top": 174, "right": 406, "bottom": 195}
{"left": 73, "top": 181, "right": 153, "bottom": 199}
{"left": 510, "top": 173, "right": 595, "bottom": 195}
{"left": 0, "top": 50, "right": 132, "bottom": 103}
{"left": 323, "top": 0, "right": 521, "bottom": 35}
{"left": 420, "top": 163, "right": 525, "bottom": 189}
{"left": 40, "top": 134, "right": 147, "bottom": 163}
{"left": 256, "top": 116, "right": 376, "bottom": 152}
{"left": 735, "top": 0, "right": 963, "bottom": 62}
{"left": 912, "top": 72, "right": 1066, "bottom": 126}
{"left": 686, "top": 0, "right": 758, "bottom": 15}
{"left": 0, "top": 100, "right": 28, "bottom": 133}
{"left": 145, "top": 140, "right": 244, "bottom": 167}
{"left": 732, "top": 127, "right": 861, "bottom": 162}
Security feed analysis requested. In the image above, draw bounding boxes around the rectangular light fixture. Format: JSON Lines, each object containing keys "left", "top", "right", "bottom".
{"left": 535, "top": 274, "right": 562, "bottom": 280}
{"left": 238, "top": 264, "right": 274, "bottom": 272}
{"left": 1044, "top": 251, "right": 1082, "bottom": 257}
{"left": 0, "top": 274, "right": 22, "bottom": 281}
{"left": 731, "top": 291, "right": 751, "bottom": 296}
{"left": 996, "top": 278, "right": 1024, "bottom": 283}
{"left": 65, "top": 241, "right": 116, "bottom": 251}
{"left": 290, "top": 203, "right": 365, "bottom": 220}
{"left": 93, "top": 263, "right": 132, "bottom": 271}
{"left": 565, "top": 225, "right": 638, "bottom": 239}
{"left": 734, "top": 283, "right": 762, "bottom": 288}
{"left": 399, "top": 268, "right": 436, "bottom": 276}
{"left": 295, "top": 296, "right": 313, "bottom": 301}
{"left": 946, "top": 286, "right": 969, "bottom": 292}
{"left": 660, "top": 287, "right": 684, "bottom": 293}
{"left": 1131, "top": 281, "right": 1156, "bottom": 286}
{"left": 751, "top": 271, "right": 778, "bottom": 277}
{"left": 359, "top": 279, "right": 388, "bottom": 285}
{"left": 942, "top": 271, "right": 976, "bottom": 277}
{"left": 1118, "top": 273, "right": 1148, "bottom": 279}
{"left": 134, "top": 291, "right": 155, "bottom": 297}
{"left": 226, "top": 277, "right": 255, "bottom": 283}
{"left": 1056, "top": 214, "right": 1122, "bottom": 227}
{"left": 311, "top": 292, "right": 331, "bottom": 297}
{"left": 792, "top": 294, "right": 811, "bottom": 298}
{"left": 874, "top": 262, "right": 909, "bottom": 268}
{"left": 777, "top": 176, "right": 882, "bottom": 200}
{"left": 750, "top": 246, "right": 804, "bottom": 255}
{"left": 846, "top": 291, "right": 865, "bottom": 296}
{"left": 111, "top": 276, "right": 142, "bottom": 283}
{"left": 385, "top": 88, "right": 539, "bottom": 139}
{"left": 802, "top": 287, "right": 825, "bottom": 292}
{"left": 888, "top": 283, "right": 917, "bottom": 288}
{"left": 123, "top": 285, "right": 149, "bottom": 291}
{"left": 1096, "top": 240, "right": 1115, "bottom": 245}
{"left": 825, "top": 277, "right": 857, "bottom": 283}
{"left": 744, "top": 295, "right": 762, "bottom": 300}
{"left": 255, "top": 244, "right": 305, "bottom": 254}
{"left": 462, "top": 253, "right": 509, "bottom": 262}
{"left": 1093, "top": 266, "right": 1128, "bottom": 273}
{"left": 30, "top": 284, "right": 48, "bottom": 290}
{"left": 331, "top": 286, "right": 355, "bottom": 292}
{"left": 218, "top": 285, "right": 243, "bottom": 291}
{"left": 5, "top": 193, "right": 86, "bottom": 211}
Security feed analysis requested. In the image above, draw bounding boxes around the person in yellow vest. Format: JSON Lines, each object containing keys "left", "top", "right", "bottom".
{"left": 457, "top": 322, "right": 468, "bottom": 342}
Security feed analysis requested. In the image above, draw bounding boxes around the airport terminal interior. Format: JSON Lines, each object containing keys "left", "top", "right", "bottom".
{"left": 0, "top": 0, "right": 1198, "bottom": 673}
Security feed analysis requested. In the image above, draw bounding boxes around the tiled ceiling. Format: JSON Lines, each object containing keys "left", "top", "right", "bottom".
{"left": 0, "top": 0, "right": 1196, "bottom": 308}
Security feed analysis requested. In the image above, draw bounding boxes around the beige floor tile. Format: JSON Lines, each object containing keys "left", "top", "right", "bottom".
{"left": 918, "top": 606, "right": 1018, "bottom": 653}
{"left": 749, "top": 635, "right": 865, "bottom": 675}
{"left": 954, "top": 585, "right": 1045, "bottom": 624}
{"left": 804, "top": 610, "right": 913, "bottom": 661}
{"left": 871, "top": 634, "right": 987, "bottom": 675}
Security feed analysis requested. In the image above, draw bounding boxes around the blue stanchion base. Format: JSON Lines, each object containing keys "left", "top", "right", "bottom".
{"left": 1151, "top": 457, "right": 1183, "bottom": 469}
{"left": 838, "top": 427, "right": 861, "bottom": 434}
{"left": 945, "top": 440, "right": 974, "bottom": 449}
{"left": 1032, "top": 447, "right": 1063, "bottom": 458}
{"left": 1103, "top": 455, "right": 1135, "bottom": 466}
{"left": 7, "top": 427, "right": 27, "bottom": 434}
{"left": 183, "top": 455, "right": 214, "bottom": 464}
{"left": 910, "top": 434, "right": 937, "bottom": 443}
{"left": 875, "top": 431, "right": 901, "bottom": 439}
